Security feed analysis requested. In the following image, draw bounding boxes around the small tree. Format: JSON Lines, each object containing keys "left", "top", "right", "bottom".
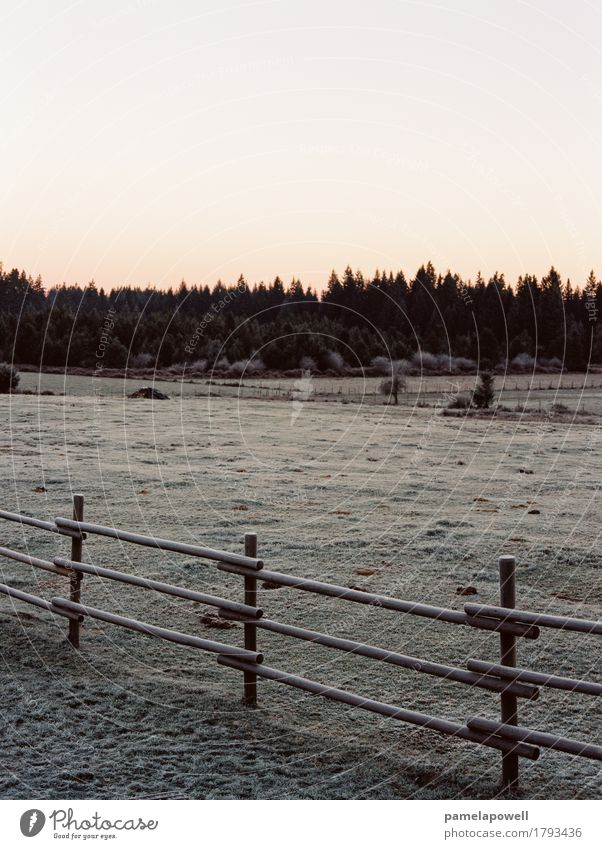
{"left": 472, "top": 371, "right": 494, "bottom": 409}
{"left": 0, "top": 363, "right": 19, "bottom": 393}
{"left": 379, "top": 367, "right": 406, "bottom": 405}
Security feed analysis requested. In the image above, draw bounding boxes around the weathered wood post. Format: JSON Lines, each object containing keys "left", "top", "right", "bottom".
{"left": 499, "top": 554, "right": 519, "bottom": 790}
{"left": 243, "top": 532, "right": 258, "bottom": 706}
{"left": 68, "top": 494, "right": 84, "bottom": 648}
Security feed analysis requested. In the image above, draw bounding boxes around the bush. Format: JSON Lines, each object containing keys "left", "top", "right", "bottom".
{"left": 215, "top": 357, "right": 230, "bottom": 372}
{"left": 130, "top": 352, "right": 154, "bottom": 369}
{"left": 372, "top": 356, "right": 412, "bottom": 377}
{"left": 450, "top": 356, "right": 477, "bottom": 373}
{"left": 0, "top": 363, "right": 19, "bottom": 393}
{"left": 412, "top": 351, "right": 439, "bottom": 371}
{"left": 472, "top": 371, "right": 494, "bottom": 409}
{"left": 379, "top": 369, "right": 406, "bottom": 405}
{"left": 540, "top": 357, "right": 563, "bottom": 373}
{"left": 187, "top": 359, "right": 208, "bottom": 374}
{"left": 227, "top": 360, "right": 248, "bottom": 377}
{"left": 228, "top": 357, "right": 265, "bottom": 377}
{"left": 324, "top": 350, "right": 345, "bottom": 372}
{"left": 446, "top": 394, "right": 471, "bottom": 409}
{"left": 511, "top": 353, "right": 535, "bottom": 372}
{"left": 371, "top": 356, "right": 393, "bottom": 376}
{"left": 246, "top": 356, "right": 265, "bottom": 375}
{"left": 299, "top": 355, "right": 316, "bottom": 371}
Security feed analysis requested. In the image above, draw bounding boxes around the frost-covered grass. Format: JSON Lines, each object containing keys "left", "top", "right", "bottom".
{"left": 0, "top": 383, "right": 600, "bottom": 799}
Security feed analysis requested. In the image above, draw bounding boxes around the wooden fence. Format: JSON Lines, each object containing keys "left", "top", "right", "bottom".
{"left": 1, "top": 495, "right": 601, "bottom": 793}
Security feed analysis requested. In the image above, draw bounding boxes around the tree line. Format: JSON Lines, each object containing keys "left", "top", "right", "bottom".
{"left": 0, "top": 262, "right": 600, "bottom": 373}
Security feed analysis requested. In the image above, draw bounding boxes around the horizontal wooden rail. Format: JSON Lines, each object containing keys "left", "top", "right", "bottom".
{"left": 217, "top": 563, "right": 538, "bottom": 638}
{"left": 54, "top": 517, "right": 262, "bottom": 569}
{"left": 52, "top": 597, "right": 263, "bottom": 662}
{"left": 0, "top": 509, "right": 57, "bottom": 533}
{"left": 0, "top": 582, "right": 83, "bottom": 621}
{"left": 0, "top": 545, "right": 72, "bottom": 576}
{"left": 467, "top": 660, "right": 602, "bottom": 697}
{"left": 216, "top": 656, "right": 540, "bottom": 760}
{"left": 467, "top": 717, "right": 602, "bottom": 761}
{"left": 465, "top": 615, "right": 539, "bottom": 640}
{"left": 219, "top": 607, "right": 258, "bottom": 623}
{"left": 0, "top": 509, "right": 82, "bottom": 539}
{"left": 54, "top": 557, "right": 263, "bottom": 619}
{"left": 256, "top": 618, "right": 539, "bottom": 699}
{"left": 464, "top": 603, "right": 602, "bottom": 636}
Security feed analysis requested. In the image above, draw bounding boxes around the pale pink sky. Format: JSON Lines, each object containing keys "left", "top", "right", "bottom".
{"left": 1, "top": 0, "right": 601, "bottom": 290}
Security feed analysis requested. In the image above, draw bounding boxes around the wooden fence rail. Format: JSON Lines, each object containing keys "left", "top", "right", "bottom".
{"left": 464, "top": 602, "right": 602, "bottom": 636}
{"left": 1, "top": 494, "right": 601, "bottom": 795}
{"left": 51, "top": 597, "right": 263, "bottom": 662}
{"left": 53, "top": 556, "right": 263, "bottom": 619}
{"left": 0, "top": 582, "right": 82, "bottom": 621}
{"left": 215, "top": 562, "right": 540, "bottom": 638}
{"left": 54, "top": 516, "right": 262, "bottom": 569}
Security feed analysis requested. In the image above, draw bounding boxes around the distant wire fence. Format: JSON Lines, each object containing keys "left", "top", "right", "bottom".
{"left": 1, "top": 497, "right": 601, "bottom": 792}
{"left": 202, "top": 377, "right": 602, "bottom": 408}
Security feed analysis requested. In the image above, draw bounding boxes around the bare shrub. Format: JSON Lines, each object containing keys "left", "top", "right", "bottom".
{"left": 227, "top": 356, "right": 265, "bottom": 377}
{"left": 188, "top": 359, "right": 208, "bottom": 374}
{"left": 130, "top": 352, "right": 154, "bottom": 369}
{"left": 540, "top": 357, "right": 563, "bottom": 373}
{"left": 472, "top": 372, "right": 494, "bottom": 409}
{"left": 371, "top": 356, "right": 393, "bottom": 376}
{"left": 379, "top": 368, "right": 406, "bottom": 405}
{"left": 450, "top": 356, "right": 477, "bottom": 373}
{"left": 446, "top": 394, "right": 471, "bottom": 410}
{"left": 0, "top": 363, "right": 19, "bottom": 393}
{"left": 511, "top": 353, "right": 535, "bottom": 372}
{"left": 246, "top": 356, "right": 265, "bottom": 375}
{"left": 412, "top": 351, "right": 439, "bottom": 371}
{"left": 299, "top": 355, "right": 316, "bottom": 371}
{"left": 325, "top": 350, "right": 345, "bottom": 372}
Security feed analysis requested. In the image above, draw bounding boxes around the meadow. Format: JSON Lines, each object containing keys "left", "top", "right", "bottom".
{"left": 0, "top": 373, "right": 600, "bottom": 799}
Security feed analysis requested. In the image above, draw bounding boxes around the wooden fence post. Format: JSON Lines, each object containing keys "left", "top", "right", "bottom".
{"left": 243, "top": 532, "right": 258, "bottom": 706}
{"left": 499, "top": 554, "right": 519, "bottom": 790}
{"left": 68, "top": 494, "right": 84, "bottom": 648}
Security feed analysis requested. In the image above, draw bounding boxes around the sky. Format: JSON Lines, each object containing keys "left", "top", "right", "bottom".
{"left": 1, "top": 0, "right": 601, "bottom": 291}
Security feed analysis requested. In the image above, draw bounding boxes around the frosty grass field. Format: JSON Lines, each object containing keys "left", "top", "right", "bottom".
{"left": 0, "top": 372, "right": 600, "bottom": 799}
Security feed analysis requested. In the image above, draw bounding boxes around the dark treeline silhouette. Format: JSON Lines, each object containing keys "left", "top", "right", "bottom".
{"left": 1, "top": 262, "right": 600, "bottom": 373}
